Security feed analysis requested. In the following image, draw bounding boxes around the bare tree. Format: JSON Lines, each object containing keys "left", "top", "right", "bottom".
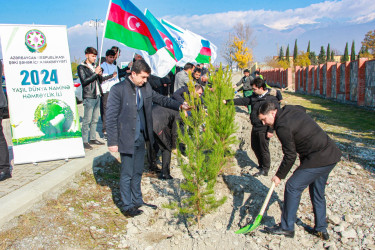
{"left": 221, "top": 33, "right": 235, "bottom": 69}
{"left": 233, "top": 22, "right": 256, "bottom": 49}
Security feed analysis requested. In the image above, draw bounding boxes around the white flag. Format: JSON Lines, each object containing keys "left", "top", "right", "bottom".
{"left": 161, "top": 19, "right": 202, "bottom": 67}
{"left": 139, "top": 48, "right": 176, "bottom": 77}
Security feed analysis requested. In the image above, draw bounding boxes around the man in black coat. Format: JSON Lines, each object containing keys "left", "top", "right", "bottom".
{"left": 258, "top": 102, "right": 341, "bottom": 239}
{"left": 151, "top": 105, "right": 182, "bottom": 179}
{"left": 106, "top": 60, "right": 187, "bottom": 217}
{"left": 0, "top": 60, "right": 11, "bottom": 181}
{"left": 224, "top": 78, "right": 280, "bottom": 177}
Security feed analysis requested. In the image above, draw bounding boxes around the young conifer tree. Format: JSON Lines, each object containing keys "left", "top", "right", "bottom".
{"left": 204, "top": 64, "right": 237, "bottom": 162}
{"left": 175, "top": 69, "right": 232, "bottom": 228}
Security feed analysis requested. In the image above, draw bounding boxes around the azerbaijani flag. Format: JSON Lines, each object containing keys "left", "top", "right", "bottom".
{"left": 145, "top": 9, "right": 183, "bottom": 62}
{"left": 195, "top": 39, "right": 212, "bottom": 63}
{"left": 104, "top": 0, "right": 165, "bottom": 55}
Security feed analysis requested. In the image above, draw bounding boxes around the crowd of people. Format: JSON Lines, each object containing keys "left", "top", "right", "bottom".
{"left": 0, "top": 48, "right": 342, "bottom": 241}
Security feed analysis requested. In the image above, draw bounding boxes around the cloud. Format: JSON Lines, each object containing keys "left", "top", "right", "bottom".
{"left": 162, "top": 0, "right": 375, "bottom": 33}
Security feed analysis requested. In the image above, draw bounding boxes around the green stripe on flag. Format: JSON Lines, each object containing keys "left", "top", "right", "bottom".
{"left": 105, "top": 21, "right": 157, "bottom": 55}
{"left": 195, "top": 54, "right": 210, "bottom": 64}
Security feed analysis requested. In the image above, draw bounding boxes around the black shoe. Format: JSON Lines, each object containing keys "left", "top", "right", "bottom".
{"left": 89, "top": 139, "right": 105, "bottom": 145}
{"left": 103, "top": 133, "right": 108, "bottom": 140}
{"left": 83, "top": 143, "right": 93, "bottom": 150}
{"left": 149, "top": 164, "right": 161, "bottom": 173}
{"left": 136, "top": 202, "right": 158, "bottom": 210}
{"left": 304, "top": 226, "right": 329, "bottom": 240}
{"left": 264, "top": 224, "right": 295, "bottom": 238}
{"left": 0, "top": 171, "right": 12, "bottom": 181}
{"left": 123, "top": 208, "right": 143, "bottom": 217}
{"left": 253, "top": 169, "right": 269, "bottom": 177}
{"left": 159, "top": 173, "right": 173, "bottom": 180}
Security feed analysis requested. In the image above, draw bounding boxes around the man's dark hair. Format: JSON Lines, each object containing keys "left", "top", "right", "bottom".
{"left": 251, "top": 77, "right": 267, "bottom": 90}
{"left": 85, "top": 47, "right": 97, "bottom": 55}
{"left": 131, "top": 59, "right": 151, "bottom": 74}
{"left": 184, "top": 63, "right": 194, "bottom": 71}
{"left": 195, "top": 84, "right": 203, "bottom": 91}
{"left": 258, "top": 102, "right": 277, "bottom": 116}
{"left": 106, "top": 49, "right": 116, "bottom": 57}
{"left": 244, "top": 69, "right": 250, "bottom": 73}
{"left": 254, "top": 70, "right": 260, "bottom": 75}
{"left": 193, "top": 68, "right": 202, "bottom": 74}
{"left": 111, "top": 46, "right": 120, "bottom": 54}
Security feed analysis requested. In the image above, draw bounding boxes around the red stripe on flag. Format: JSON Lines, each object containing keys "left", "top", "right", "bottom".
{"left": 158, "top": 31, "right": 176, "bottom": 57}
{"left": 108, "top": 3, "right": 157, "bottom": 51}
{"left": 200, "top": 47, "right": 211, "bottom": 56}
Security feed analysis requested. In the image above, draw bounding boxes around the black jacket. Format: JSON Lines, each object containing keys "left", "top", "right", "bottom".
{"left": 172, "top": 86, "right": 189, "bottom": 104}
{"left": 152, "top": 105, "right": 181, "bottom": 151}
{"left": 106, "top": 77, "right": 181, "bottom": 154}
{"left": 274, "top": 105, "right": 342, "bottom": 179}
{"left": 231, "top": 89, "right": 280, "bottom": 132}
{"left": 77, "top": 62, "right": 106, "bottom": 99}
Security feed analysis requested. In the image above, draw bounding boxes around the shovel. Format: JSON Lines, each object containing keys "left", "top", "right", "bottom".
{"left": 235, "top": 181, "right": 276, "bottom": 234}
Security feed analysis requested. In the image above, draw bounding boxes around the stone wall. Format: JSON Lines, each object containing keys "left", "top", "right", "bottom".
{"left": 262, "top": 59, "right": 375, "bottom": 108}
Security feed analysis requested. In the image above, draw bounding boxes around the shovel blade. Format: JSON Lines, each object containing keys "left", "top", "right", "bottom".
{"left": 235, "top": 215, "right": 263, "bottom": 234}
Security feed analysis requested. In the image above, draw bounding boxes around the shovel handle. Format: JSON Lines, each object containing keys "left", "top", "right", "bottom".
{"left": 258, "top": 182, "right": 276, "bottom": 216}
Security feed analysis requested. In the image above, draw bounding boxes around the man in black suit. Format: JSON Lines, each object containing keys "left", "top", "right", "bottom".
{"left": 151, "top": 105, "right": 181, "bottom": 179}
{"left": 0, "top": 60, "right": 11, "bottom": 181}
{"left": 258, "top": 102, "right": 341, "bottom": 240}
{"left": 106, "top": 60, "right": 188, "bottom": 217}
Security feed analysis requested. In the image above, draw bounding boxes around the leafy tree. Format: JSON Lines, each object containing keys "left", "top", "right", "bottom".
{"left": 361, "top": 30, "right": 375, "bottom": 56}
{"left": 230, "top": 37, "right": 253, "bottom": 69}
{"left": 341, "top": 42, "right": 349, "bottom": 62}
{"left": 278, "top": 46, "right": 284, "bottom": 61}
{"left": 295, "top": 51, "right": 311, "bottom": 67}
{"left": 327, "top": 43, "right": 331, "bottom": 62}
{"left": 224, "top": 22, "right": 255, "bottom": 69}
{"left": 71, "top": 57, "right": 81, "bottom": 79}
{"left": 318, "top": 46, "right": 326, "bottom": 64}
{"left": 286, "top": 44, "right": 290, "bottom": 62}
{"left": 278, "top": 60, "right": 290, "bottom": 69}
{"left": 351, "top": 41, "right": 356, "bottom": 61}
{"left": 307, "top": 41, "right": 311, "bottom": 53}
{"left": 309, "top": 51, "right": 317, "bottom": 65}
{"left": 293, "top": 39, "right": 298, "bottom": 61}
{"left": 358, "top": 45, "right": 373, "bottom": 59}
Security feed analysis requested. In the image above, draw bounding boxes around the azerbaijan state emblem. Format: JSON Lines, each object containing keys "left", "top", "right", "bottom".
{"left": 25, "top": 29, "right": 47, "bottom": 53}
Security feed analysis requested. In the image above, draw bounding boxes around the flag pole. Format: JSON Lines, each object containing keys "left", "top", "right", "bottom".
{"left": 98, "top": 0, "right": 112, "bottom": 66}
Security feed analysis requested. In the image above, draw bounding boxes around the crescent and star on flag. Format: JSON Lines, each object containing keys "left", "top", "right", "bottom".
{"left": 127, "top": 16, "right": 141, "bottom": 30}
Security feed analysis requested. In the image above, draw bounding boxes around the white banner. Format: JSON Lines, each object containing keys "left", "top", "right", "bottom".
{"left": 0, "top": 24, "right": 84, "bottom": 164}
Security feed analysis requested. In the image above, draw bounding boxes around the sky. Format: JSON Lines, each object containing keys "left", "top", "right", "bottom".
{"left": 0, "top": 0, "right": 374, "bottom": 64}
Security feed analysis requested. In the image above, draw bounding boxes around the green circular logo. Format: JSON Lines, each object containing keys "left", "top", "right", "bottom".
{"left": 34, "top": 99, "right": 73, "bottom": 136}
{"left": 25, "top": 29, "right": 47, "bottom": 53}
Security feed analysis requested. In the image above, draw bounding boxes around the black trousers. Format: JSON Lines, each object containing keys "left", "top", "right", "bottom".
{"left": 119, "top": 133, "right": 145, "bottom": 211}
{"left": 251, "top": 129, "right": 270, "bottom": 170}
{"left": 100, "top": 92, "right": 109, "bottom": 133}
{"left": 154, "top": 137, "right": 172, "bottom": 175}
{"left": 0, "top": 108, "right": 10, "bottom": 172}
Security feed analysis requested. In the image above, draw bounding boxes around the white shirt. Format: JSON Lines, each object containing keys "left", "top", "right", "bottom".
{"left": 101, "top": 62, "right": 119, "bottom": 93}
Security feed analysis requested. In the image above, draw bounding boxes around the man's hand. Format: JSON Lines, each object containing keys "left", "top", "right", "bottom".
{"left": 180, "top": 101, "right": 191, "bottom": 110}
{"left": 95, "top": 66, "right": 102, "bottom": 75}
{"left": 223, "top": 100, "right": 227, "bottom": 104}
{"left": 267, "top": 132, "right": 274, "bottom": 138}
{"left": 272, "top": 176, "right": 281, "bottom": 186}
{"left": 108, "top": 146, "right": 118, "bottom": 152}
{"left": 112, "top": 71, "right": 118, "bottom": 78}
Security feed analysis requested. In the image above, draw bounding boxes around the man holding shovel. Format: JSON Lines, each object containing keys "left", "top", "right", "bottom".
{"left": 258, "top": 102, "right": 341, "bottom": 239}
